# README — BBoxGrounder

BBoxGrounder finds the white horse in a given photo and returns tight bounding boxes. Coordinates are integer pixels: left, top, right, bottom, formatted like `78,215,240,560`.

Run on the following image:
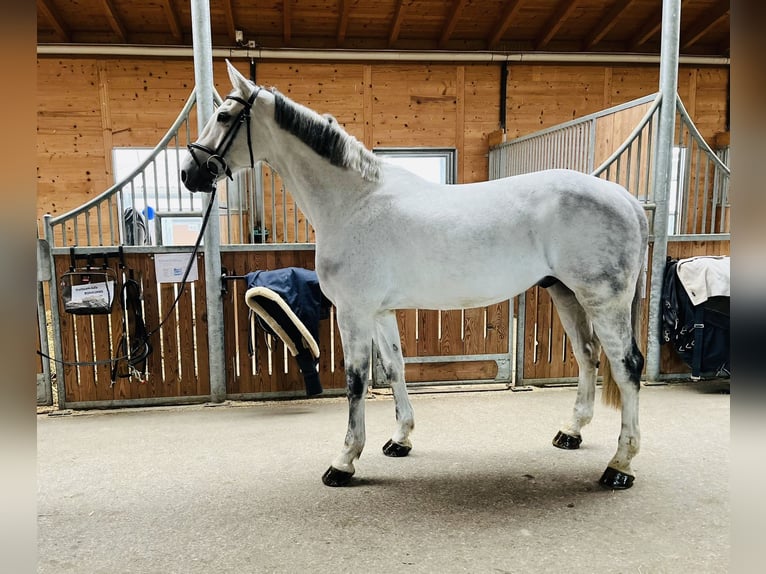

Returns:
182,61,648,489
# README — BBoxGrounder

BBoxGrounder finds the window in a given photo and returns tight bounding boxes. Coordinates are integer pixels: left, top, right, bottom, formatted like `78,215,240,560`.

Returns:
112,147,206,245
373,148,456,184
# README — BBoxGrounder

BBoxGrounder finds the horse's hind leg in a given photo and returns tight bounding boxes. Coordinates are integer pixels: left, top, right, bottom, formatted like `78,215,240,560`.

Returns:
546,282,601,450
588,305,644,489
322,309,374,487
374,312,414,457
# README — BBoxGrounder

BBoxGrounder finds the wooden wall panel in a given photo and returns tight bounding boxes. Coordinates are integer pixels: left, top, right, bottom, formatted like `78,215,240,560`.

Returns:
37,57,729,224
463,64,501,183
37,59,110,219
254,61,367,141
370,64,458,147
505,65,611,139
38,56,729,393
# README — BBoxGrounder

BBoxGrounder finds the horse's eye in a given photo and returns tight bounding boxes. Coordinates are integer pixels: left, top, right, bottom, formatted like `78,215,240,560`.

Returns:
217,111,231,123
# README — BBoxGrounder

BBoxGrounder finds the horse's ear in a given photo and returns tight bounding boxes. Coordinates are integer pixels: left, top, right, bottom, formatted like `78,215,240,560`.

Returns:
226,59,249,92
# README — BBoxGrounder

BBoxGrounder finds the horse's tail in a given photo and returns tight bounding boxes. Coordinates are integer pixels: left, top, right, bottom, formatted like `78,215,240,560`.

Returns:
601,253,645,410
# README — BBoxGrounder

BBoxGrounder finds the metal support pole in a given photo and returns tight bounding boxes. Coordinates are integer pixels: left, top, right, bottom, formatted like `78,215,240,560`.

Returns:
190,0,226,402
43,215,68,408
646,0,681,382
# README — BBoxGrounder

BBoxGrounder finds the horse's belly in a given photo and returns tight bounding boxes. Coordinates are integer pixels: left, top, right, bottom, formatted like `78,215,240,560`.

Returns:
383,257,544,310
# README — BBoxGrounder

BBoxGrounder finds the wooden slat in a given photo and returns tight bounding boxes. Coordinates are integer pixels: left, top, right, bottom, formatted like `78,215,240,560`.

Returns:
485,301,509,354
462,307,485,356
177,269,196,396
159,282,179,395
221,252,239,394
92,313,113,400
405,360,497,383
193,253,210,395
417,309,440,356
548,302,566,378
54,255,79,402
397,309,417,358
439,310,463,356
523,286,539,378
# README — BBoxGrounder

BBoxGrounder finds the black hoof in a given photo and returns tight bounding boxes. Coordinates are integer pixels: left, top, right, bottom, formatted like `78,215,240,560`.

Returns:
599,467,635,489
322,466,354,487
552,431,582,450
382,439,411,457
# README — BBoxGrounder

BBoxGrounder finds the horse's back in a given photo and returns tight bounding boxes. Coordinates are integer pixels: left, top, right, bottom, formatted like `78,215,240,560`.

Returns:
320,168,647,310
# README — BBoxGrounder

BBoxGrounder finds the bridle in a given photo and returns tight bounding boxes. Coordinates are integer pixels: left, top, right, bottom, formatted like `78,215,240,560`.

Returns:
186,86,262,188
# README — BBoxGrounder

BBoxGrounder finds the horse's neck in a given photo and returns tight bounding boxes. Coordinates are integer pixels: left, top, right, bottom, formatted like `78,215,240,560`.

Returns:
263,130,369,230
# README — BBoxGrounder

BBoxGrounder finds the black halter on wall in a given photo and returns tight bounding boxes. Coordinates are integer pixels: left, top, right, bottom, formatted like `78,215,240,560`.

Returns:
186,87,261,186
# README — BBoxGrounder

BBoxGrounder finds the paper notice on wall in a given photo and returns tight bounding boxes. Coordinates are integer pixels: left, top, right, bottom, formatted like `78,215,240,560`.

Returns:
70,280,115,306
154,253,198,283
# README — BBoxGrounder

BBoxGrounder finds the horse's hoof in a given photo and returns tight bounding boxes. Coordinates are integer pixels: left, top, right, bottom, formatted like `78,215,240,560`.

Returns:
382,439,411,457
552,431,582,450
322,466,354,487
598,467,635,489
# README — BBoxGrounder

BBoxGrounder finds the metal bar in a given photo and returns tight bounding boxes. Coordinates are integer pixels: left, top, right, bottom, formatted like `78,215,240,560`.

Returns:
282,183,288,243
514,292,526,386
646,0,682,382
44,215,68,408
403,353,511,364
108,194,116,245
591,94,662,177
271,170,277,244
495,93,659,150
692,146,701,234
48,91,197,230
191,0,226,403
664,233,729,242
95,203,103,246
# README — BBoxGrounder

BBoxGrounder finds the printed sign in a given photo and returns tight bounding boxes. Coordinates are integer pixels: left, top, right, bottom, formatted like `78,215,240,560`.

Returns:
70,280,115,306
154,253,199,284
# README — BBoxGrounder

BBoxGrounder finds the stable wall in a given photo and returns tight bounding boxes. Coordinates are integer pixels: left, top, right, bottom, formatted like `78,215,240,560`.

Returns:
36,56,729,221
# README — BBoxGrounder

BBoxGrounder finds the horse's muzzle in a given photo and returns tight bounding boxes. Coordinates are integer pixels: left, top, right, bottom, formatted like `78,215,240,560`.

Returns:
180,166,216,193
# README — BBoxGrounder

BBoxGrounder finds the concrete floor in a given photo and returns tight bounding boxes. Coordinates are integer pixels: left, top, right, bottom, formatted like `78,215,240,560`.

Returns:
38,381,730,574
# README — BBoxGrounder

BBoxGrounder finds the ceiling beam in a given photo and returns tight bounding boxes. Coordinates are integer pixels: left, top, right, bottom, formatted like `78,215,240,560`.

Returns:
536,0,579,50
681,0,729,50
439,0,467,49
38,0,71,42
389,1,408,48
101,0,128,43
221,0,237,44
284,0,292,44
631,0,691,50
337,0,352,45
160,0,183,43
488,0,524,50
582,0,635,51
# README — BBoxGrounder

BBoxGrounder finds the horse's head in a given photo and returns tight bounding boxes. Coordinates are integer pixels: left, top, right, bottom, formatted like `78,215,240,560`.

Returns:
181,61,267,193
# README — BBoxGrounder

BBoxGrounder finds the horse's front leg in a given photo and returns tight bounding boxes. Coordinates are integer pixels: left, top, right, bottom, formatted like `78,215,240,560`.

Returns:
374,312,414,457
322,310,373,487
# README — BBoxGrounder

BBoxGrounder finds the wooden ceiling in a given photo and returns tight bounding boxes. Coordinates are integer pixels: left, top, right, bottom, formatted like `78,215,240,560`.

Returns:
37,0,729,57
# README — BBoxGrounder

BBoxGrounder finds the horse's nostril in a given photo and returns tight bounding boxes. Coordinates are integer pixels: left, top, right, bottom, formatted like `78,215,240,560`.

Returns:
180,170,187,183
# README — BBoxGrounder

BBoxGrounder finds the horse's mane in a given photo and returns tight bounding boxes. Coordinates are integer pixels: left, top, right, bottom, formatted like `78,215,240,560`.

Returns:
272,90,381,182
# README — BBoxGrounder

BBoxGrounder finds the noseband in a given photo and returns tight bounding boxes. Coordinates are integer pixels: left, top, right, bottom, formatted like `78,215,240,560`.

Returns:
187,87,262,184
